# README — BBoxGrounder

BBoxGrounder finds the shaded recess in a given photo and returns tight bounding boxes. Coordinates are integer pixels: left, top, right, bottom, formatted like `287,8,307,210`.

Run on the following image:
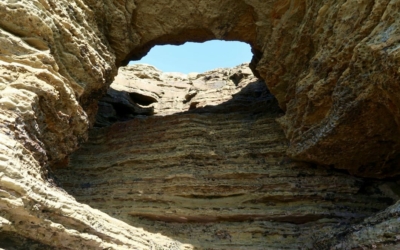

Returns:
129,92,158,106
0,232,60,250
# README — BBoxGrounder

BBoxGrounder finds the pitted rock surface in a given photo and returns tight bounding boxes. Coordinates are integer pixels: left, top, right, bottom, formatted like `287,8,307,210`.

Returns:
0,0,400,249
55,71,399,249
95,64,264,126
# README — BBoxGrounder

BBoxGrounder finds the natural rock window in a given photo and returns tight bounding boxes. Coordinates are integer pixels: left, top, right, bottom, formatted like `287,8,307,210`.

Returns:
130,40,252,74
2,1,400,249
55,43,399,249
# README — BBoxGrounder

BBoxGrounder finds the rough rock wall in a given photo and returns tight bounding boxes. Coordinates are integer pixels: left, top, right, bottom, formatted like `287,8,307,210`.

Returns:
54,65,400,249
0,0,400,249
262,1,400,177
95,64,260,126
81,0,400,177
0,0,181,249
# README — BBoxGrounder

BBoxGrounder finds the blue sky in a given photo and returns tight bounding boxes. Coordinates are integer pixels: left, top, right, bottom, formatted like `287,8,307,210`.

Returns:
129,40,252,74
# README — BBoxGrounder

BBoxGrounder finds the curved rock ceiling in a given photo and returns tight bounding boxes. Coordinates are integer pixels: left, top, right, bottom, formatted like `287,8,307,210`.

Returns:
0,0,400,249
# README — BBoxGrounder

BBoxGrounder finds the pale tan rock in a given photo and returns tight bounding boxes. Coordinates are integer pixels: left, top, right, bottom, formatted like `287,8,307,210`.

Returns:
187,73,199,80
57,79,399,249
0,0,400,249
95,64,256,126
106,0,400,177
0,0,184,249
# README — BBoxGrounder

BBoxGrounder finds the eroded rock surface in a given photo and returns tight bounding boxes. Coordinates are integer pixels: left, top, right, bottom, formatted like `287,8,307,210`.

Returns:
55,70,400,249
95,64,263,126
91,0,400,178
265,1,400,178
0,1,181,249
0,0,400,249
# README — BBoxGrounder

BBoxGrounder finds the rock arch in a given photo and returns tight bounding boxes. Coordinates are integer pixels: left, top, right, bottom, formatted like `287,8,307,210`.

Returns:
125,1,258,62
0,0,400,249
80,0,400,178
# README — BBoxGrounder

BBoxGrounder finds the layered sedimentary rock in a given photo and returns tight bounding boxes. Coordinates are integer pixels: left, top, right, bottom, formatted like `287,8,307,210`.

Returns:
54,66,400,249
0,1,179,249
88,0,400,177
266,1,400,178
0,0,400,249
95,64,259,126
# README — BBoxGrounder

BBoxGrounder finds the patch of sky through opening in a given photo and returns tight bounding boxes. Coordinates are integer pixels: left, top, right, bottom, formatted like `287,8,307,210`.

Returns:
129,40,252,74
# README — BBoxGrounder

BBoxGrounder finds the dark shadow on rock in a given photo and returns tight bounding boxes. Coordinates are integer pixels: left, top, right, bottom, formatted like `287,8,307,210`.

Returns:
95,88,155,127
94,77,284,128
182,79,282,116
0,232,60,250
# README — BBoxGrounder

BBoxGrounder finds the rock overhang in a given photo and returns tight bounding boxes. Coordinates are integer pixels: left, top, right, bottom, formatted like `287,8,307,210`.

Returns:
102,0,400,178
1,0,400,249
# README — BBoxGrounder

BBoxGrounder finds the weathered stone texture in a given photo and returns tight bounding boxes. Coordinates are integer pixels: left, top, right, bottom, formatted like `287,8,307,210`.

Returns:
55,72,399,249
81,0,400,178
95,64,261,126
0,0,180,249
264,1,400,177
0,0,400,249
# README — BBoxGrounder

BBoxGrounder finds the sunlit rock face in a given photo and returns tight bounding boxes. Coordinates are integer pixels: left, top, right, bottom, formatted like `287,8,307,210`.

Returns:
55,65,399,249
86,0,400,178
1,0,400,249
95,63,262,126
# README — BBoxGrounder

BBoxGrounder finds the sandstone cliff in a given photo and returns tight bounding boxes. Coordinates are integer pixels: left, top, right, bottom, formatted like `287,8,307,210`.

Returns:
0,0,400,249
55,64,400,249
